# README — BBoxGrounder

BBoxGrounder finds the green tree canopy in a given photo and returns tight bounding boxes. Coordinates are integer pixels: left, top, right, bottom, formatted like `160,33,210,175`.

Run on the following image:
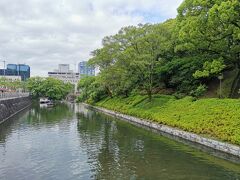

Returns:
27,77,73,100
78,0,240,102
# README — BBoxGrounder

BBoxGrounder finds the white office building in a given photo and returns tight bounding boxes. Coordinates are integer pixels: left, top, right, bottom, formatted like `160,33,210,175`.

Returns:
48,72,80,84
48,64,80,93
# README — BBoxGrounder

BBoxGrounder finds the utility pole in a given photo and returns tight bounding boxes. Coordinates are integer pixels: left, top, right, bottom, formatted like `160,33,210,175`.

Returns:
74,62,77,94
3,60,6,76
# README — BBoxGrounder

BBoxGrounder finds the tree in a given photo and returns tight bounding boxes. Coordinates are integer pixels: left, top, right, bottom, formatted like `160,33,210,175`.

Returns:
175,0,239,96
0,77,25,91
78,0,239,101
176,0,240,68
193,58,226,79
89,21,175,101
26,77,73,100
77,76,106,103
26,77,45,97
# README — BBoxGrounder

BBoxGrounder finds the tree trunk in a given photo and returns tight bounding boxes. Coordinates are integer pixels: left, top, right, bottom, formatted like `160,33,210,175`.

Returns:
229,54,240,98
148,89,152,102
125,90,129,98
105,86,113,98
230,68,240,98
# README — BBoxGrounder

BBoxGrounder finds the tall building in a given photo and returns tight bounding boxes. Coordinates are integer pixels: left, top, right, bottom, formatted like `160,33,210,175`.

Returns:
78,61,95,76
0,64,30,81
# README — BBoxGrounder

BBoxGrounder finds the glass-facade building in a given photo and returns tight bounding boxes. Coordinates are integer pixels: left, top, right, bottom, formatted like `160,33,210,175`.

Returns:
78,61,95,76
0,64,30,81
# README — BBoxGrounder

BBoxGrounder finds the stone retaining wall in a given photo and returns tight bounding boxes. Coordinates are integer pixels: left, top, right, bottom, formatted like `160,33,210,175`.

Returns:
83,103,240,158
0,97,31,124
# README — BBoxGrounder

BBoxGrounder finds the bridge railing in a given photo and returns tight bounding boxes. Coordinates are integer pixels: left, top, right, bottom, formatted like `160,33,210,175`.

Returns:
0,92,30,100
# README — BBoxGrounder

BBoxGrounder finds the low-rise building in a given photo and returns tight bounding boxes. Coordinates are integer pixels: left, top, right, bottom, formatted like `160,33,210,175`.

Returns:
48,72,80,84
0,75,21,81
48,64,80,93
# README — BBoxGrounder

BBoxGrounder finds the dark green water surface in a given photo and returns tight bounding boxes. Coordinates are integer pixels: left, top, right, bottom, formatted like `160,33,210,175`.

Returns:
0,103,240,180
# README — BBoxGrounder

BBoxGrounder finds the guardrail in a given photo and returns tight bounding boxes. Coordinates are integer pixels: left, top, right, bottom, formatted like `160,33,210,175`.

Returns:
0,92,30,100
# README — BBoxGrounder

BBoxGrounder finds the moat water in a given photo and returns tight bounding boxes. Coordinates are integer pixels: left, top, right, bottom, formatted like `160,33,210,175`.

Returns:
0,103,240,179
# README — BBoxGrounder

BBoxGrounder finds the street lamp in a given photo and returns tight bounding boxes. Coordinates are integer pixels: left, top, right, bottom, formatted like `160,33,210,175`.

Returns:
218,73,224,98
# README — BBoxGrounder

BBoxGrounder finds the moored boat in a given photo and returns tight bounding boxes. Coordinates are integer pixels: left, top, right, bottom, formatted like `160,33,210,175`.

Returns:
40,97,50,104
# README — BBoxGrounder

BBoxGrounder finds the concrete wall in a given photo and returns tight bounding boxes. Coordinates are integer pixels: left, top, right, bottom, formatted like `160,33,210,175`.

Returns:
0,97,31,124
83,103,240,158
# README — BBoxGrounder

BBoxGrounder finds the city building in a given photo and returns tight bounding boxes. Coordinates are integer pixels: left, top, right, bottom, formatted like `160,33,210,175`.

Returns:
78,61,95,76
48,72,80,84
0,75,21,81
48,64,80,85
0,64,30,81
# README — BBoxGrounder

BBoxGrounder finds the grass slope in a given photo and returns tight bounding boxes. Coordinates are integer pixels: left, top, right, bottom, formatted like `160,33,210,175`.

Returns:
96,95,240,145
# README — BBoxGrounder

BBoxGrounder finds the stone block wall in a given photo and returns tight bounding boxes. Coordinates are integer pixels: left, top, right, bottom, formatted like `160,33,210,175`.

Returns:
0,97,31,124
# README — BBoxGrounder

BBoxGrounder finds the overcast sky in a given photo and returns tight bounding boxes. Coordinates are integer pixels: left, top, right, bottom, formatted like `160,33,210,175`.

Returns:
0,0,183,76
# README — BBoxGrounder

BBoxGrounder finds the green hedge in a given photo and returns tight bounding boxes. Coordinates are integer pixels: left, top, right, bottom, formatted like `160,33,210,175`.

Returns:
96,95,240,145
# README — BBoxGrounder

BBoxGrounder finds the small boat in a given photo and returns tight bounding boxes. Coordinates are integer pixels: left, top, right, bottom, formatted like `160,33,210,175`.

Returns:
40,97,50,104
40,98,54,108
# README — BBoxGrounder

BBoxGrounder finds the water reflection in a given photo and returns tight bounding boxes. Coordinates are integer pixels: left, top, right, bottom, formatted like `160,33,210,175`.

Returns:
76,105,240,180
0,103,74,143
0,103,92,180
0,103,239,180
27,102,74,125
0,109,30,144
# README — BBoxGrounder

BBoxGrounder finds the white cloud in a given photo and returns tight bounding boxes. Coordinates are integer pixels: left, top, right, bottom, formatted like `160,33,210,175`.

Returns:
0,0,183,76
